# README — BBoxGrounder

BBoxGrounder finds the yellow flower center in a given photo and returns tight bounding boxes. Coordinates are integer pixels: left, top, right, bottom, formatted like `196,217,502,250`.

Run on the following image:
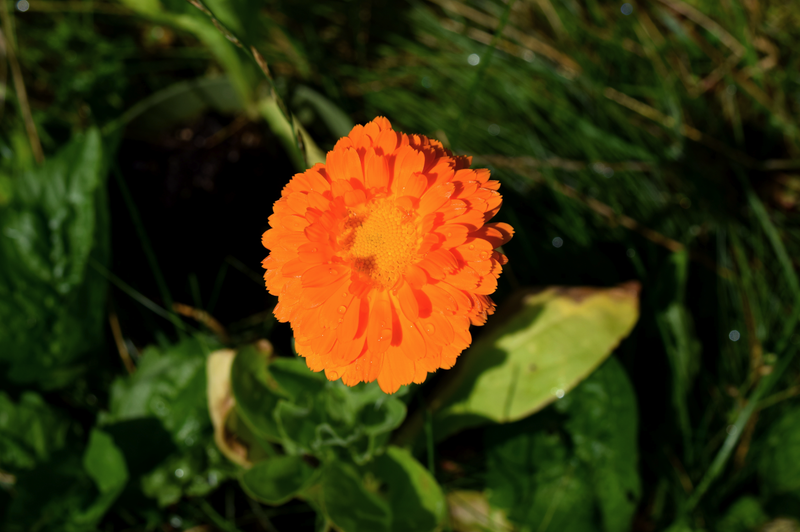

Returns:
340,199,419,289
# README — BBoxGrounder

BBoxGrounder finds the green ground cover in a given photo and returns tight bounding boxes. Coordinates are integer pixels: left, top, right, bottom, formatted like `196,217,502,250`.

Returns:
2,0,800,530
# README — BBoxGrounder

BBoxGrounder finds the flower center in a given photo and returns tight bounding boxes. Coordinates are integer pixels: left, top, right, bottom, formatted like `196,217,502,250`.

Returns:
340,199,419,289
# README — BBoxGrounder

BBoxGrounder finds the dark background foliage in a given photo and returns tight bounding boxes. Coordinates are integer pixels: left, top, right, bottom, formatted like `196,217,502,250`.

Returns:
2,0,800,530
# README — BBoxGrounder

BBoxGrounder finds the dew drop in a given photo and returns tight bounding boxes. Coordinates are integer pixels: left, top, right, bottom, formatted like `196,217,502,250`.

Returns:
379,327,392,341
425,323,436,334
468,244,475,250
329,268,337,275
329,370,339,380
309,247,316,252
338,305,347,313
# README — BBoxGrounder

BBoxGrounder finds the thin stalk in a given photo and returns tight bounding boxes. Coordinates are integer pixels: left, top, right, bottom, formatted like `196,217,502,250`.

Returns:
112,164,183,338
451,0,517,149
685,345,797,510
89,258,195,334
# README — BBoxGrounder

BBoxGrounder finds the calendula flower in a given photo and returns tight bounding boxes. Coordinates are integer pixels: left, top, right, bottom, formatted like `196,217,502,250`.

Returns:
262,117,513,393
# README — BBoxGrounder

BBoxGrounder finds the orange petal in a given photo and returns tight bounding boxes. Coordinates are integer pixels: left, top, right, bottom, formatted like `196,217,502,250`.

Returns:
326,146,348,180
345,147,363,181
377,347,415,394
301,263,349,288
281,214,309,232
396,282,419,321
364,148,389,190
436,224,469,248
423,284,457,315
397,311,427,361
418,182,455,216
282,258,310,278
319,283,355,329
305,167,330,193
404,264,428,289
376,129,400,157
473,222,514,248
367,295,393,355
298,242,333,264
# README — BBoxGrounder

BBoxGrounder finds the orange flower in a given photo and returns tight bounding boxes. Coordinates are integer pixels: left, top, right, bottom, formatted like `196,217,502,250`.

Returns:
261,117,513,393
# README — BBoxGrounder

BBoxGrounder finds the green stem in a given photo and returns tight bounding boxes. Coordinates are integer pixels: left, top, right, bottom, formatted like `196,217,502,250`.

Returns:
686,345,797,510
112,164,184,338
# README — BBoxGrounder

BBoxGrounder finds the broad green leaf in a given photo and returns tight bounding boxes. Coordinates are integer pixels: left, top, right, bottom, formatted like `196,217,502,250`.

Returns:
0,128,108,389
230,349,405,463
106,336,212,448
269,356,328,405
240,455,317,505
139,441,229,507
372,446,446,532
436,283,640,434
486,419,599,532
273,379,406,463
4,448,114,532
122,77,243,137
83,429,128,494
102,336,232,506
758,405,800,496
231,345,285,443
0,391,70,472
556,357,641,532
485,357,640,532
716,496,768,532
322,461,391,532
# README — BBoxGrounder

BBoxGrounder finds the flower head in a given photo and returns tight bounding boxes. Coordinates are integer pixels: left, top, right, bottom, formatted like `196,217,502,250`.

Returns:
262,117,513,393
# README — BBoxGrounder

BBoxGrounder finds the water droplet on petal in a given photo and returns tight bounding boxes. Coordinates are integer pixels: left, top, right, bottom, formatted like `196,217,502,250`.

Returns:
425,323,436,334
338,305,347,313
379,328,392,341
329,268,337,275
329,370,339,380
468,244,475,250
309,247,316,252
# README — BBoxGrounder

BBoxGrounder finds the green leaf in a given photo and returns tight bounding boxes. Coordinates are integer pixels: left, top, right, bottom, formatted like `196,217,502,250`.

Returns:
230,350,406,463
293,85,355,139
102,336,232,507
486,419,599,532
436,283,640,435
105,336,212,448
322,461,391,532
372,446,446,532
4,448,116,532
716,496,768,532
139,440,229,507
231,345,285,443
556,357,641,532
269,356,328,405
121,77,244,137
240,455,317,505
0,391,70,473
0,128,109,388
758,405,800,496
83,429,129,493
485,357,640,532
